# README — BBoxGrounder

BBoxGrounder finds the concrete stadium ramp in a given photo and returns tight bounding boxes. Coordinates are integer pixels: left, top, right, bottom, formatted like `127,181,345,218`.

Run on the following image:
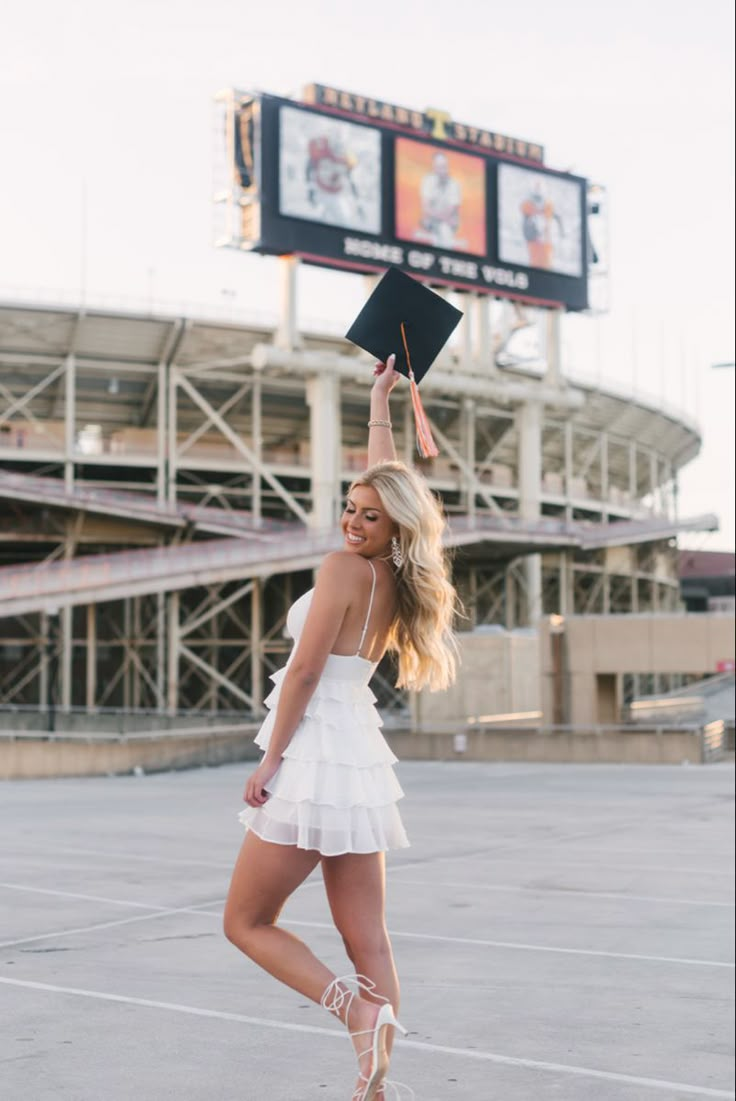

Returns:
0,507,719,617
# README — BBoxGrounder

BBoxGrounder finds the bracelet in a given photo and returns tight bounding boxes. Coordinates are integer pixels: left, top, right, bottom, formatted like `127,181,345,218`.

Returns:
367,419,392,428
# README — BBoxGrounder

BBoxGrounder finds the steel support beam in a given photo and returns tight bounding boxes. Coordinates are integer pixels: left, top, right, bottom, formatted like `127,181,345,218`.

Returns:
0,361,66,430
428,419,504,516
175,370,310,524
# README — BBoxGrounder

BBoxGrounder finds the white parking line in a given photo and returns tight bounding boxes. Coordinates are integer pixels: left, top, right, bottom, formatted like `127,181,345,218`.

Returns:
420,856,735,876
1,881,731,969
273,918,734,970
0,898,225,950
0,976,732,1099
176,908,736,970
389,878,735,908
0,881,176,911
3,842,236,871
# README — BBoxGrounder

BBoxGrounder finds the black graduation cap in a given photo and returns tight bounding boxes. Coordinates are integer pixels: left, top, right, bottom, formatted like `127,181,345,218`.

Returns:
345,266,463,385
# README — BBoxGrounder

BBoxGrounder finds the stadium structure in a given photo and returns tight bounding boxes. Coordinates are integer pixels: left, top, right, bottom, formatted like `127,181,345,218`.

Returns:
0,277,715,720
0,83,720,727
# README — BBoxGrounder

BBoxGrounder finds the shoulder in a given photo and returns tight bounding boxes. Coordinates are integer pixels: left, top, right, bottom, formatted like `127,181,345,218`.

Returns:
317,551,372,582
313,552,374,611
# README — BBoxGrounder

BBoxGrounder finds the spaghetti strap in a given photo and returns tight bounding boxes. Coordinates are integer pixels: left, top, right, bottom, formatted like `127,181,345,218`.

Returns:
355,560,378,658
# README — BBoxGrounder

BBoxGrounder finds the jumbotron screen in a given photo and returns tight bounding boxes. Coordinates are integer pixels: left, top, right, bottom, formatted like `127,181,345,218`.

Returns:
221,88,589,310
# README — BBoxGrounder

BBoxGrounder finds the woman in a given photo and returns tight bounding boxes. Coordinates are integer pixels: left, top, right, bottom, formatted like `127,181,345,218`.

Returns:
224,354,459,1100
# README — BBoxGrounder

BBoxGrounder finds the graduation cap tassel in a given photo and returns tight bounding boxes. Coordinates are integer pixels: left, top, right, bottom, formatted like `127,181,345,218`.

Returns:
400,322,439,459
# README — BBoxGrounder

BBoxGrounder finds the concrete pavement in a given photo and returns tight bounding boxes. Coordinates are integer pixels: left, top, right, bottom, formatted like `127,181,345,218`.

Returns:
1,760,734,1100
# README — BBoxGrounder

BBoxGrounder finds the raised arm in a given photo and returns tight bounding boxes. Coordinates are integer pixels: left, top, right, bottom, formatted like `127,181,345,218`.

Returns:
368,353,402,465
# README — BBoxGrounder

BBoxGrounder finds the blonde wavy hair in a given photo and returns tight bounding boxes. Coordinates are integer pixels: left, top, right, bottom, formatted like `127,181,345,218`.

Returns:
351,460,459,692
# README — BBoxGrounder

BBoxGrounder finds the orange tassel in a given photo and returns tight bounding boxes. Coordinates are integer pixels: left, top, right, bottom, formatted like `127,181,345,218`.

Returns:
400,322,439,459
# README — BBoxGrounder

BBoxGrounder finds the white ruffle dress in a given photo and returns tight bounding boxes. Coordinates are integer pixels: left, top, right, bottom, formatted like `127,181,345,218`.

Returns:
238,562,410,856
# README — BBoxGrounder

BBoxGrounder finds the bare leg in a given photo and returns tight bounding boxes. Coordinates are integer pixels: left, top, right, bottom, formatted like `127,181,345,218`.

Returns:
223,831,334,1003
224,833,391,1095
322,851,402,1093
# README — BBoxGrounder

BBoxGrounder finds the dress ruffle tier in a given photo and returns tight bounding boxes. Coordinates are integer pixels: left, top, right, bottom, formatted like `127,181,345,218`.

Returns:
238,655,410,856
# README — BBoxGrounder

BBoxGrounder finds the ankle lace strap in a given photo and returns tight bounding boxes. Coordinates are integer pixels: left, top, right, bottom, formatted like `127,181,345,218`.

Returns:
379,1080,415,1100
320,972,389,1023
352,1074,370,1101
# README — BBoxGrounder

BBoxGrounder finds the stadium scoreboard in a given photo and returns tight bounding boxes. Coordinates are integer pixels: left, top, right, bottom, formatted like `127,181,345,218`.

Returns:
215,84,591,311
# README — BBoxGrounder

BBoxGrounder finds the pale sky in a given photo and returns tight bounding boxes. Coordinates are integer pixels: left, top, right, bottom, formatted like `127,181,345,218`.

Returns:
1,0,734,548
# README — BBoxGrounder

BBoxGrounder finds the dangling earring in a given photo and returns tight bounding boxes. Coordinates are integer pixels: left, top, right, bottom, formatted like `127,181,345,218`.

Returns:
391,535,403,569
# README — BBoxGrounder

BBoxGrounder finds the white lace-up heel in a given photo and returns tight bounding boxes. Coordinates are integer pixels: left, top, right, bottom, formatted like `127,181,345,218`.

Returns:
321,973,408,1101
377,1079,416,1099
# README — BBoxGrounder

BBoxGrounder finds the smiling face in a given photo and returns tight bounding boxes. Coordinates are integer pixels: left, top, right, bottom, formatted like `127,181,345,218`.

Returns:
341,484,396,559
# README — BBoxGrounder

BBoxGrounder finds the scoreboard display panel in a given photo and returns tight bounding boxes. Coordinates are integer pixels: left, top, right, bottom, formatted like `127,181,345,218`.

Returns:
219,89,590,311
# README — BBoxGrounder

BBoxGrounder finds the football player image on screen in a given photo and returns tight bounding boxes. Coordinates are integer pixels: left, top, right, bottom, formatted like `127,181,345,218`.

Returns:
279,107,381,234
304,129,366,227
520,178,565,269
416,152,467,250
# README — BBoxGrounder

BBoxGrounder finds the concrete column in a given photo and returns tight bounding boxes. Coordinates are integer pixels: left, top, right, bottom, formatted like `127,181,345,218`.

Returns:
544,309,563,387
473,294,493,371
39,611,49,712
517,399,543,624
559,552,568,615
307,373,340,530
649,449,658,514
59,606,72,712
518,400,542,521
64,354,75,492
629,442,637,503
275,255,302,350
86,603,96,712
167,592,179,715
156,590,165,713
